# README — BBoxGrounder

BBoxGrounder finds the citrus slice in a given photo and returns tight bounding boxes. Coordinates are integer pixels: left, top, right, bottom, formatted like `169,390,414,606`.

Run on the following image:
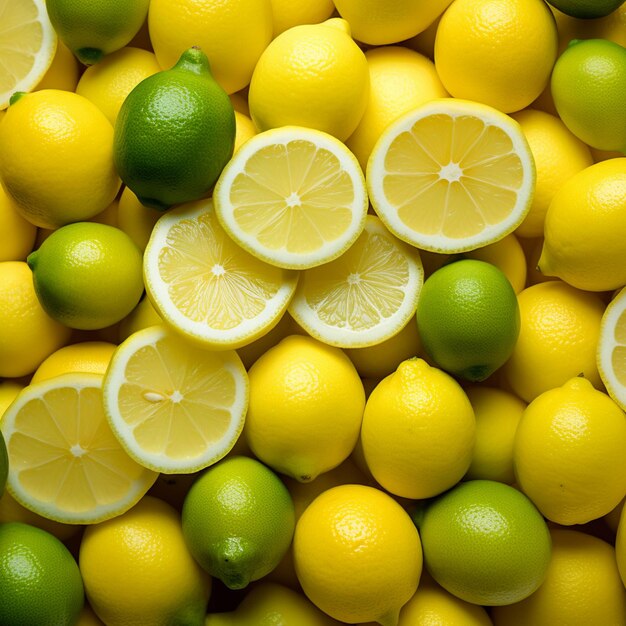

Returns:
102,325,249,474
144,198,299,350
289,215,424,348
213,126,368,269
366,98,535,253
0,0,57,110
0,373,157,524
597,286,626,411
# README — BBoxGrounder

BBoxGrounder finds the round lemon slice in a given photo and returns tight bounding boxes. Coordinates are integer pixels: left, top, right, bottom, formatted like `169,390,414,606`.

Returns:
289,215,424,348
213,126,368,269
0,0,57,109
144,198,299,350
1,373,157,524
103,325,249,474
366,98,535,253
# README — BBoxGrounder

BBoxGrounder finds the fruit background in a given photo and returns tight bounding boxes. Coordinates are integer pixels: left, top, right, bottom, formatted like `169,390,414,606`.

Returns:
1,0,626,624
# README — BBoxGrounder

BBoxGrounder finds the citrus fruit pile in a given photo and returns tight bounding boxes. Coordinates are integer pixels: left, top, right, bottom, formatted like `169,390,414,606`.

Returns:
2,0,626,624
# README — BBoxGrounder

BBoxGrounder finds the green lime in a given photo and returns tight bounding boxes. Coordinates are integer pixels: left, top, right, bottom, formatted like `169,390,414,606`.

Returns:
114,47,236,211
416,259,520,382
46,0,150,65
0,431,7,496
416,480,552,606
27,222,144,330
0,522,84,625
546,0,625,18
181,455,295,590
551,38,626,152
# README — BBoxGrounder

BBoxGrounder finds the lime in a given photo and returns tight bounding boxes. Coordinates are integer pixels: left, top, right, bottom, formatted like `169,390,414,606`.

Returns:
546,0,625,18
114,47,236,211
416,480,552,606
0,430,7,496
46,0,150,65
551,38,626,152
27,222,144,330
0,522,84,625
181,455,295,590
416,259,520,382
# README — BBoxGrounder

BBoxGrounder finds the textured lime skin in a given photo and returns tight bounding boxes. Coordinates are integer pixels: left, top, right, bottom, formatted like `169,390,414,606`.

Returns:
114,47,236,210
0,522,84,625
546,0,625,18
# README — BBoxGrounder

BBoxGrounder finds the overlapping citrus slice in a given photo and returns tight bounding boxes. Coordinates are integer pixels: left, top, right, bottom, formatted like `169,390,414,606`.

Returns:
102,325,249,474
597,287,626,411
366,98,535,253
213,126,368,269
288,215,423,348
0,373,157,524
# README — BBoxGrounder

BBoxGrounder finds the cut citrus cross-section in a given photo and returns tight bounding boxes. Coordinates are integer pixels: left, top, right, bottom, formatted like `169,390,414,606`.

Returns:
366,98,535,253
598,286,626,412
103,325,249,474
213,126,368,269
0,373,157,524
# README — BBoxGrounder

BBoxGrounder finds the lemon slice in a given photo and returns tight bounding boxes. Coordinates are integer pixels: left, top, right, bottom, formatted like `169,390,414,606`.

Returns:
366,98,535,254
597,287,626,411
103,325,249,474
144,198,299,350
213,126,368,269
288,215,424,348
0,0,57,109
0,373,157,524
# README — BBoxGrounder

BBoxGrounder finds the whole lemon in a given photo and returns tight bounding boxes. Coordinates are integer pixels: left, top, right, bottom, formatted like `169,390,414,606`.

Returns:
31,341,116,383
35,41,80,92
269,0,335,36
361,358,476,499
248,19,369,142
0,90,121,229
434,0,558,113
0,183,36,262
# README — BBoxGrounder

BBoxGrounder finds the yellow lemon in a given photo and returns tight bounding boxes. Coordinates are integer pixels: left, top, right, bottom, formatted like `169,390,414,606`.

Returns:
269,0,335,37
0,381,23,419
511,109,593,239
116,186,161,252
0,183,36,262
117,296,162,342
0,90,121,229
248,19,369,142
148,0,273,94
346,46,448,171
502,281,604,403
236,311,295,371
514,377,626,525
234,110,257,152
539,158,626,292
434,0,558,113
35,41,79,92
245,335,365,482
293,484,422,625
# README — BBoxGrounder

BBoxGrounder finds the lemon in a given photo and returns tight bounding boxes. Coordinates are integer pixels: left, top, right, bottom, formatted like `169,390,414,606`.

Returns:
434,0,558,113
116,186,161,252
0,381,22,419
514,377,626,525
0,90,121,229
2,373,157,524
493,528,626,625
417,479,551,606
539,159,626,291
367,99,536,253
144,199,298,350
332,0,453,45
0,261,71,378
234,111,257,153
551,38,626,151
236,311,295,371
0,0,57,110
118,296,162,342
114,47,235,211
0,522,84,625
294,484,422,625
289,215,423,348
31,341,116,383
35,41,79,92
511,109,593,239
361,358,475,499
27,222,144,330
248,19,369,142
182,456,294,590
149,0,272,94
0,182,36,261
346,46,448,170
269,0,335,36
214,126,368,270
502,281,604,402
46,0,150,65
245,335,365,482
103,325,248,474
80,496,211,626
76,47,161,125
